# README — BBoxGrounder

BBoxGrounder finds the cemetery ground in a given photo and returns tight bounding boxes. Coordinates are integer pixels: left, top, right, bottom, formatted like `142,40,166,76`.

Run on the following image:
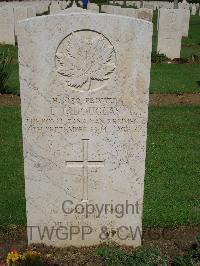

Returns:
0,13,199,265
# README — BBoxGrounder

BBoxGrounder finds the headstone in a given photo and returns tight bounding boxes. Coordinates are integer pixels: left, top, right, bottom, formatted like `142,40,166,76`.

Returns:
14,7,28,22
119,7,138,18
36,2,50,15
181,9,190,37
0,7,15,45
136,8,153,22
88,3,99,13
78,1,83,8
191,4,196,15
55,7,88,13
157,9,182,59
50,1,61,14
101,5,121,14
61,0,67,10
179,0,190,10
14,7,28,37
27,7,36,18
18,13,152,247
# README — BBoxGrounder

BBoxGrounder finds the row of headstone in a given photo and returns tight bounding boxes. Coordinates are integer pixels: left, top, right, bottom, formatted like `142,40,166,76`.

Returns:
108,0,200,13
0,0,75,44
101,3,191,58
101,5,153,22
0,1,50,15
0,6,36,45
17,11,153,247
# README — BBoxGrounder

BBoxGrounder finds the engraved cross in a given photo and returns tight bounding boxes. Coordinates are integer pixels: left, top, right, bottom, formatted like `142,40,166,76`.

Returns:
66,139,105,202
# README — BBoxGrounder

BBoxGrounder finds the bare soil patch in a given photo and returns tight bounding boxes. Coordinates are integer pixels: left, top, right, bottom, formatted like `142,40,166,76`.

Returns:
150,93,200,106
0,225,199,265
0,94,20,106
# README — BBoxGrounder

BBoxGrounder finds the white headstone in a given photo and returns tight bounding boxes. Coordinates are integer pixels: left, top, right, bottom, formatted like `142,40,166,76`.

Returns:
61,0,67,10
181,8,190,37
14,7,28,22
136,8,153,22
157,9,182,59
36,2,50,15
50,1,61,14
119,7,138,18
101,5,121,14
27,7,36,18
88,3,99,13
18,13,152,247
191,4,196,15
0,7,15,45
14,7,28,37
55,7,88,13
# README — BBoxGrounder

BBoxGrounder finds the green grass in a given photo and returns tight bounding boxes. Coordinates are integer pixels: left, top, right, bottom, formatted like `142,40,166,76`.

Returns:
0,44,18,61
5,64,20,94
0,44,19,94
0,106,199,229
144,105,200,227
0,107,26,228
150,63,200,93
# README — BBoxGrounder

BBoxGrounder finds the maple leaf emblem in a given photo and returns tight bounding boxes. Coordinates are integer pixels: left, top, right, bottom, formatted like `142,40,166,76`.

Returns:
56,31,116,91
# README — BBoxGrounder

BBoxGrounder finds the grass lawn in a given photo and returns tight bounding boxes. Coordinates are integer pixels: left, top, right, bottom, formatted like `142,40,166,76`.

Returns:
0,105,199,229
0,107,26,229
144,105,200,227
150,63,200,93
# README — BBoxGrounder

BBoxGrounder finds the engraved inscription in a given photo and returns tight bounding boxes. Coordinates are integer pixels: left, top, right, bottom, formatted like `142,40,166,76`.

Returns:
66,139,105,202
55,30,116,92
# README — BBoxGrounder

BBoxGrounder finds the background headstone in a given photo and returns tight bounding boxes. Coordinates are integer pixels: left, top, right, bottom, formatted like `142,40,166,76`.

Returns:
50,1,61,14
181,8,190,37
0,7,15,45
157,9,182,59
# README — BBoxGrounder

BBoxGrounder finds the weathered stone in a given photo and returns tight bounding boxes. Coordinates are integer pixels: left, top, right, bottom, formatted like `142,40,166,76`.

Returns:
136,8,153,22
50,1,61,14
181,8,190,37
27,7,36,18
55,7,91,14
14,6,28,22
18,13,152,247
101,5,121,14
88,3,99,12
0,7,15,45
119,7,138,18
191,4,196,15
157,9,182,59
119,7,153,21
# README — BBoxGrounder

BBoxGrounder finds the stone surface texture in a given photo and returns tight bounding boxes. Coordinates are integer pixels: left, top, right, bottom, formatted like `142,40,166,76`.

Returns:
0,7,15,45
157,9,182,59
18,13,152,247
